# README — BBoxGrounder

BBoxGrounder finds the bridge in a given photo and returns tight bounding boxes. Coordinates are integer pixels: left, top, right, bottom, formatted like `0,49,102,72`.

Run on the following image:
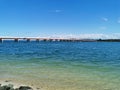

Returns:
0,38,120,42
0,37,97,42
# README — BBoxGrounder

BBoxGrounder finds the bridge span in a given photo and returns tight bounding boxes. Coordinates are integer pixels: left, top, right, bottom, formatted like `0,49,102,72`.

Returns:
0,37,97,42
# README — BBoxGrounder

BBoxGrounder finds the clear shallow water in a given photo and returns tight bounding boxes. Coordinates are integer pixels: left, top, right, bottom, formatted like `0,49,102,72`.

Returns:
0,42,120,90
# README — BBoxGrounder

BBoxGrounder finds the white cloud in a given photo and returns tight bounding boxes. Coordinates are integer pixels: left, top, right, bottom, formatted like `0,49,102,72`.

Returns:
55,10,62,13
118,21,120,23
100,26,107,30
117,18,120,23
6,33,120,39
102,17,108,22
41,33,120,39
49,10,62,13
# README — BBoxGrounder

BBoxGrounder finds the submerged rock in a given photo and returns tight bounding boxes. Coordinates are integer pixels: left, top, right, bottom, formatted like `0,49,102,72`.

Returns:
0,84,33,90
18,86,33,90
5,80,11,82
0,84,14,90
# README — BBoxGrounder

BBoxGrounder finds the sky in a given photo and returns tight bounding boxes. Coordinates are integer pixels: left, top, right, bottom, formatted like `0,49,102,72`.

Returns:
0,0,120,38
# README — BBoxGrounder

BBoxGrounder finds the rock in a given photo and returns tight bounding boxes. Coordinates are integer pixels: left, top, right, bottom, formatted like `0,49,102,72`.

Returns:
36,88,40,90
18,86,33,90
14,88,19,90
7,84,14,88
0,84,14,90
5,80,11,82
0,84,33,90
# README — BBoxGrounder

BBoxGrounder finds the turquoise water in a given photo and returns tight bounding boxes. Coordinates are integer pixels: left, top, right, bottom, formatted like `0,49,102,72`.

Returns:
0,41,120,90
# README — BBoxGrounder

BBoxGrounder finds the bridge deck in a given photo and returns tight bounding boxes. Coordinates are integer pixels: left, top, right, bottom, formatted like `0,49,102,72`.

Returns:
0,38,119,42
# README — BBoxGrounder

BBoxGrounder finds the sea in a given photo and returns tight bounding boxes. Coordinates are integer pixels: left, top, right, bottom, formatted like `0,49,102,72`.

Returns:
0,41,120,90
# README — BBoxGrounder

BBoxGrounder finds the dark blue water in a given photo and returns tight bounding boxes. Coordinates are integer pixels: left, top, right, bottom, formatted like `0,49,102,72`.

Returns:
0,41,120,90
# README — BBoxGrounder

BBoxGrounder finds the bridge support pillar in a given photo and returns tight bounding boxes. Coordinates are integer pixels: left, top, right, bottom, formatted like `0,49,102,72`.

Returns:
0,38,2,43
36,39,40,42
14,38,19,42
26,39,30,42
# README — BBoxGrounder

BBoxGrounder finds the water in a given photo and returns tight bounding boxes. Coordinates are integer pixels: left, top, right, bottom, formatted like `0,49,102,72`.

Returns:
0,41,120,90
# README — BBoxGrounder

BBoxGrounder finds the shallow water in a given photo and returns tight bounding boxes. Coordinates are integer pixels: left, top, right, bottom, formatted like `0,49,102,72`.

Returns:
0,41,120,90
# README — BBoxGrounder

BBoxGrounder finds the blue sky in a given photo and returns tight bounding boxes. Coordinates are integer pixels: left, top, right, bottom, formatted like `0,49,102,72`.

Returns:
0,0,120,38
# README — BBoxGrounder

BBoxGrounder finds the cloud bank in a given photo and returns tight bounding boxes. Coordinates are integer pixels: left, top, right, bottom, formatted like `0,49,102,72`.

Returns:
2,33,120,39
41,33,120,39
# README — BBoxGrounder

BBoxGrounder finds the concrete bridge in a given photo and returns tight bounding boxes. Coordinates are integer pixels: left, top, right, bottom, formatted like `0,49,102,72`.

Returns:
0,37,97,42
1,38,120,42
